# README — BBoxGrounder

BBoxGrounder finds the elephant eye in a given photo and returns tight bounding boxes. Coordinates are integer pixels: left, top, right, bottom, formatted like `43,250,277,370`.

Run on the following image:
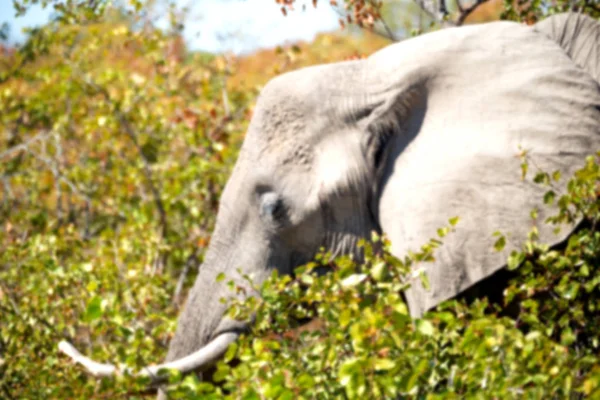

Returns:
260,193,286,222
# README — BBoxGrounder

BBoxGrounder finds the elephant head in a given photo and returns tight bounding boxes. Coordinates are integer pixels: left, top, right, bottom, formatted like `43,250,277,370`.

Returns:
59,12,600,388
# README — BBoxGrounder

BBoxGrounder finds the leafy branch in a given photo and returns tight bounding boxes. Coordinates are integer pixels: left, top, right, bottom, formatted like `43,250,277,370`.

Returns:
413,0,492,26
78,76,170,271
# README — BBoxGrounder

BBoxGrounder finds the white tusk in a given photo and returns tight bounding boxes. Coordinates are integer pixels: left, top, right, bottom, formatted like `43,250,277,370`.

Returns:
58,341,120,377
140,332,238,377
58,332,239,381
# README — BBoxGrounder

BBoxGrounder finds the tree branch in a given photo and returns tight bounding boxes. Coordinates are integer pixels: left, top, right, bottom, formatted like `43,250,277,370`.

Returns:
455,0,490,25
0,130,50,160
413,0,450,26
114,111,169,241
331,6,397,42
376,16,397,41
439,0,450,18
80,77,170,271
24,146,122,219
172,250,199,307
0,303,63,338
413,0,489,26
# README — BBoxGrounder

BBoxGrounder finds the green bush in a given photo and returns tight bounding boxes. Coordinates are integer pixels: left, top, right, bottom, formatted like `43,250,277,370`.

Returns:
0,4,252,398
163,153,600,399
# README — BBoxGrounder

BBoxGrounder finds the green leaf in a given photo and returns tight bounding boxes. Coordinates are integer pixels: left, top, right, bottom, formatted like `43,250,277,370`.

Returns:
544,190,556,205
530,207,538,220
370,261,387,282
416,319,434,336
493,235,506,251
560,327,576,346
552,170,561,181
507,251,525,270
297,373,315,388
339,357,361,387
437,227,449,238
520,161,528,180
374,358,395,371
339,309,352,328
534,172,549,185
341,273,367,288
419,270,430,290
82,296,103,322
561,282,580,300
223,341,237,362
448,216,460,226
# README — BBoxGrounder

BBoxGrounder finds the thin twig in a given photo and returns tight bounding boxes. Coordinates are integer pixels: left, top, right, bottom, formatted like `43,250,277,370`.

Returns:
331,6,397,41
24,147,123,218
0,303,63,338
72,75,169,273
439,0,450,18
207,105,246,141
172,250,199,307
53,131,64,223
115,112,168,240
83,79,169,245
221,58,231,117
0,130,50,160
413,0,488,26
0,282,19,317
413,0,443,24
1,176,13,207
1,384,15,400
377,17,397,41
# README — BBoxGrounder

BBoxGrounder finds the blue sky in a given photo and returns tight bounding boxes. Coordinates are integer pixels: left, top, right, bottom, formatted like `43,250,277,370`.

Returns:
0,0,340,54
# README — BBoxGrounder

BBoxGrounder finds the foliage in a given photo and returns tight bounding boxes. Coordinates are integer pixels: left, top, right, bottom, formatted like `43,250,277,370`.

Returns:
161,153,600,399
1,1,599,399
279,0,598,35
501,0,600,24
0,2,252,397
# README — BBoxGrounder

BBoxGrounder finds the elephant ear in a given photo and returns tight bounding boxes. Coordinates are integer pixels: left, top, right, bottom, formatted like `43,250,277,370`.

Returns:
534,12,600,84
369,18,600,317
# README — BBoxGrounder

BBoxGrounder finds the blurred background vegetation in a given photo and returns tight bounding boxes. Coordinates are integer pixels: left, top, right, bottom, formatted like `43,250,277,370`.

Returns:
0,0,599,398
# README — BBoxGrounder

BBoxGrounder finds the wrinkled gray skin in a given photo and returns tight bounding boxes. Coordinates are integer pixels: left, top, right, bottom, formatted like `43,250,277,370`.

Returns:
164,12,600,382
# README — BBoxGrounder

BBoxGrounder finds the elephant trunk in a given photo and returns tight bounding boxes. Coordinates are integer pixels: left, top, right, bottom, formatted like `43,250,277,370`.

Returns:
58,230,258,384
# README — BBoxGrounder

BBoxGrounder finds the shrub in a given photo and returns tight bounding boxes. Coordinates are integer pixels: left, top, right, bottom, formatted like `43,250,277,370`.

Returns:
164,153,600,399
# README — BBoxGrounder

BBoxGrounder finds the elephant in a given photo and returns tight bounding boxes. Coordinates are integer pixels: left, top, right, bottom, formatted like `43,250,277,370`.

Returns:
59,12,600,391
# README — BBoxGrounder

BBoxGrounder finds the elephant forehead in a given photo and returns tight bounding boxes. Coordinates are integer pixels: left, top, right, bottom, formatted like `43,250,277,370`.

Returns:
245,101,318,169
251,139,315,171
254,104,308,144
242,61,363,170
